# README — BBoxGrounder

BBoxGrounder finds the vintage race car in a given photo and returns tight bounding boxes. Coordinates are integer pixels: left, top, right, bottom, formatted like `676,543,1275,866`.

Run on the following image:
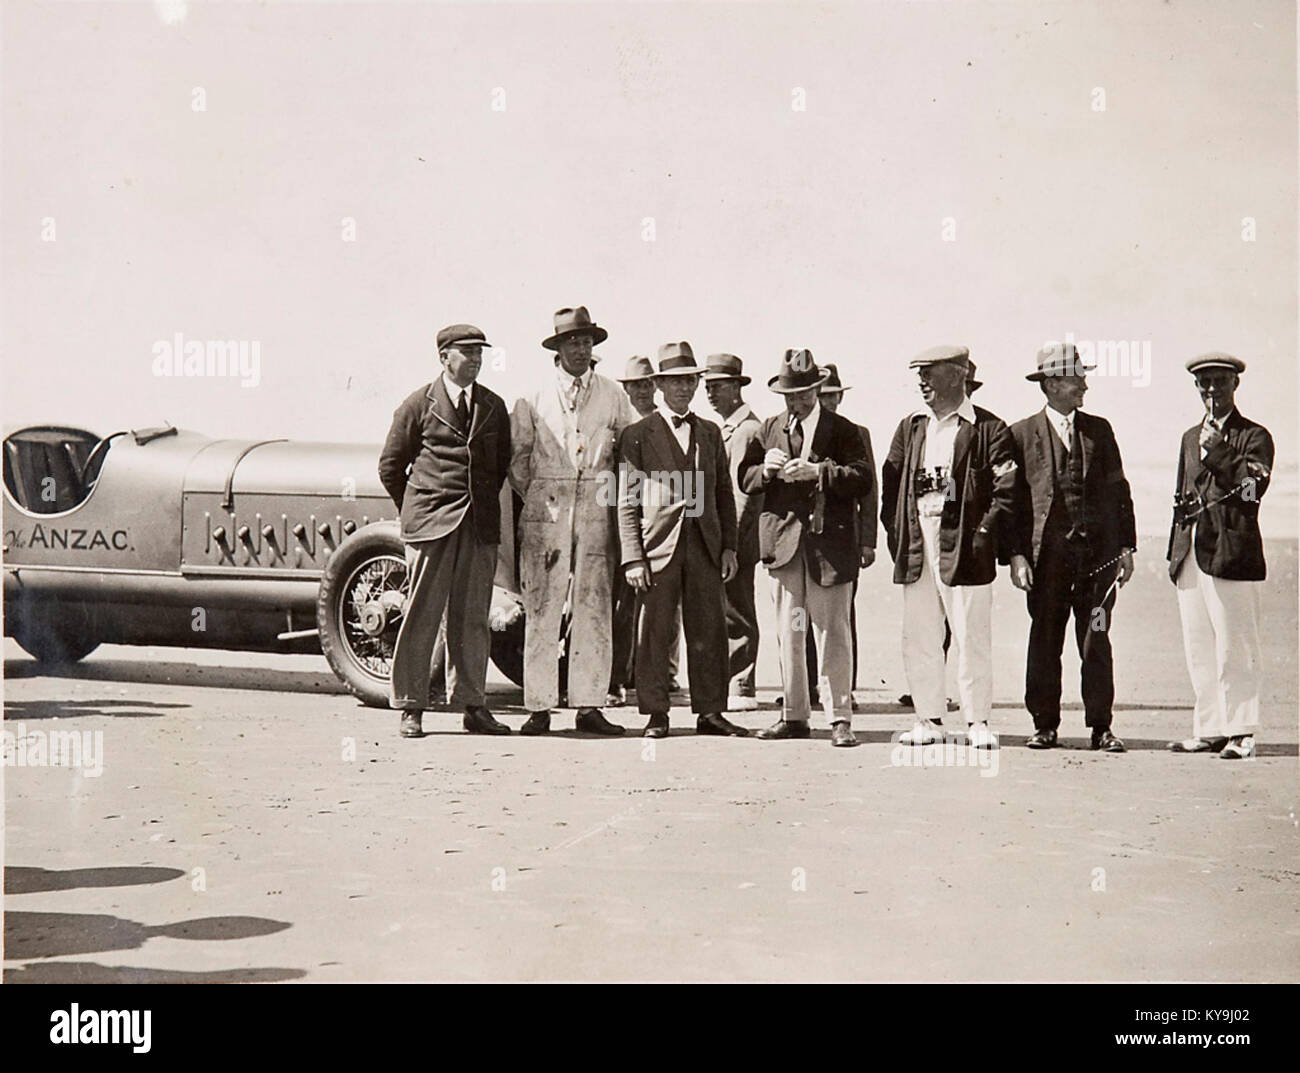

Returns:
2,423,539,706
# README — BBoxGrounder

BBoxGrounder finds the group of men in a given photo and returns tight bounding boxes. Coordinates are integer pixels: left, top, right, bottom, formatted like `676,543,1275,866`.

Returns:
378,308,1273,759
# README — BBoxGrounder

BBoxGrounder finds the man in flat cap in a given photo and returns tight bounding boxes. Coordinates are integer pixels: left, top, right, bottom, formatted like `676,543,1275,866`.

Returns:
379,323,513,738
1010,343,1136,753
510,307,637,736
738,350,873,747
617,342,744,738
881,345,1027,750
705,353,764,712
1167,353,1273,760
607,355,680,705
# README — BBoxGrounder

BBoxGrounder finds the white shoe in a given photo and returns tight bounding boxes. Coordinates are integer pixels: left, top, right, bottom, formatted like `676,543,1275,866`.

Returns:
967,722,998,749
899,720,945,746
1168,736,1228,753
727,694,759,712
1220,736,1256,760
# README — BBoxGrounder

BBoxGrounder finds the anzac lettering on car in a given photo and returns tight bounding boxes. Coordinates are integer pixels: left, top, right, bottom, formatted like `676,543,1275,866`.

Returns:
4,525,130,551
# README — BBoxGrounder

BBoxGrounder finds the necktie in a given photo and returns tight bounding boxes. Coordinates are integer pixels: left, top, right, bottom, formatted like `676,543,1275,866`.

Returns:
1068,415,1084,486
454,390,470,430
1199,417,1220,458
1062,414,1073,453
567,376,583,412
788,417,804,459
671,413,690,429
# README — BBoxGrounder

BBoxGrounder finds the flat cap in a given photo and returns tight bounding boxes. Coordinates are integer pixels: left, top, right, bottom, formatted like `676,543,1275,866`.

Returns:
437,323,490,351
1186,352,1246,375
908,344,970,369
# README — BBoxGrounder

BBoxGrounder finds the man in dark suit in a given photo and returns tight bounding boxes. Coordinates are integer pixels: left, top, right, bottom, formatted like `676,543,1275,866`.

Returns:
704,353,764,712
738,350,873,747
1167,353,1273,760
617,342,743,739
378,323,513,738
881,345,1027,749
1010,343,1136,753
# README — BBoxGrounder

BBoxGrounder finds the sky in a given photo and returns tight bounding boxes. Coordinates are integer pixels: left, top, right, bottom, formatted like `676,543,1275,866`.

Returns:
3,0,1296,536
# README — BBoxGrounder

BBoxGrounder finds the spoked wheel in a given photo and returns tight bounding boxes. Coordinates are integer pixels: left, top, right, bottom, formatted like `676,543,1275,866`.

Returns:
317,522,408,707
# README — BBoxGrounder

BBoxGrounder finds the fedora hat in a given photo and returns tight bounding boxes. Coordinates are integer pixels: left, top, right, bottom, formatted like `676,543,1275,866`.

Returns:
618,355,656,383
908,344,970,370
819,362,852,393
703,353,751,385
1026,342,1094,382
655,341,702,377
768,349,830,393
965,359,983,393
1186,351,1246,375
437,323,491,351
542,306,608,351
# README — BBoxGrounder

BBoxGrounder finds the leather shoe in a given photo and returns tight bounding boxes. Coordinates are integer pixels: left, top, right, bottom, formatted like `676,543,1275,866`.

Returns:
696,712,749,737
1091,727,1126,753
463,707,511,735
643,713,669,739
519,711,551,736
830,722,857,747
399,711,423,738
1168,736,1229,753
1025,728,1058,749
757,719,811,740
575,708,625,736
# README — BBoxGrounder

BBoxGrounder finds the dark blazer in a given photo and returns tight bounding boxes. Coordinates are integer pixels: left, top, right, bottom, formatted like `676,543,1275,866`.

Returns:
880,405,1023,586
1167,409,1273,582
738,408,873,587
1009,409,1136,569
378,377,511,544
617,412,738,572
853,422,879,552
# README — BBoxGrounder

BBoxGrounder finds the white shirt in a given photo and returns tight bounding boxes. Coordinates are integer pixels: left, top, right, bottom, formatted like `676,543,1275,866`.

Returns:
657,403,695,454
917,396,976,516
442,373,472,411
785,401,822,461
557,365,593,411
721,403,755,435
1043,404,1077,453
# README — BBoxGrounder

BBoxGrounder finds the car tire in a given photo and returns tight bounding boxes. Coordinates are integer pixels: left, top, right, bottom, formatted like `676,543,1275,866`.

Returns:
12,603,100,664
317,521,409,708
315,521,532,705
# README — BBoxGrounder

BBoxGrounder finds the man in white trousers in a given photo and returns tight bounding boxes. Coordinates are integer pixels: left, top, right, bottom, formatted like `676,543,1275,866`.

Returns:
880,345,1030,749
1167,353,1273,760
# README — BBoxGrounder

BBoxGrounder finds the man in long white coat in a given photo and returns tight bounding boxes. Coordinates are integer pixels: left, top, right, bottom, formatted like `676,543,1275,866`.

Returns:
510,306,638,735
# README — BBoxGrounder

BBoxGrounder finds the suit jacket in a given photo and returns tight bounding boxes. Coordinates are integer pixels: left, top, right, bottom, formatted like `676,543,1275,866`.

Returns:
378,378,511,544
1009,409,1136,569
737,408,872,587
720,406,764,566
617,411,738,574
852,422,879,552
880,405,1023,586
1167,409,1273,581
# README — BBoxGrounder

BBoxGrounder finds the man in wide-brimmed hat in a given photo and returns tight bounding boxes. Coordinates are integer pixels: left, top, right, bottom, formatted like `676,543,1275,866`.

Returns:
704,353,765,711
880,345,1028,750
509,306,637,736
379,323,513,738
607,355,680,705
1010,342,1136,754
1167,352,1273,760
738,349,873,747
616,342,744,739
814,363,878,707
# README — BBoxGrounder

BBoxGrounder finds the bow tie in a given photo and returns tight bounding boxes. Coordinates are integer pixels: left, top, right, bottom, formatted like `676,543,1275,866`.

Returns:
671,413,692,428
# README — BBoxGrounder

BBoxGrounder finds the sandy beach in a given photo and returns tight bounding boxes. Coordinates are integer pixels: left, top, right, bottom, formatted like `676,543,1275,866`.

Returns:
4,537,1297,982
